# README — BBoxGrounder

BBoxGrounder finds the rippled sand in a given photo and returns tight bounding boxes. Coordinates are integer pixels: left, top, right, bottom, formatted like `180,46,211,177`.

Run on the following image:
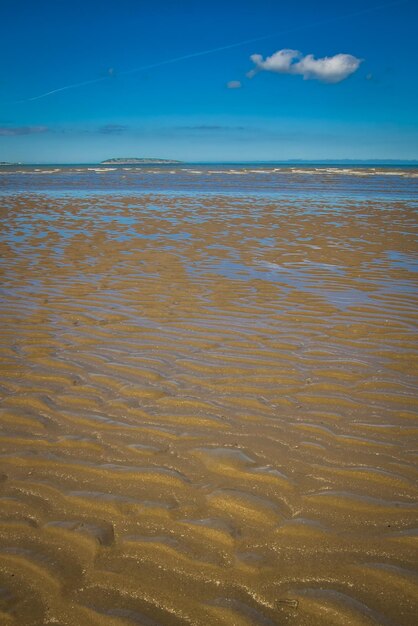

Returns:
0,193,417,625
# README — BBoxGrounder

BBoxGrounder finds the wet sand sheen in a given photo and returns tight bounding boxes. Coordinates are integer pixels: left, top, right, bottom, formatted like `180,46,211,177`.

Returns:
0,193,417,625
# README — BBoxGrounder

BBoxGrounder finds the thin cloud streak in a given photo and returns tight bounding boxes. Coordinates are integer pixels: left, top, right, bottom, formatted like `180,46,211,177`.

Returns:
174,125,248,131
2,0,409,106
98,124,129,134
0,125,49,135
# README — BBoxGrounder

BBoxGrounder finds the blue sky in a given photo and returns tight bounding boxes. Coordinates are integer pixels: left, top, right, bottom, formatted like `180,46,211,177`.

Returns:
0,0,417,162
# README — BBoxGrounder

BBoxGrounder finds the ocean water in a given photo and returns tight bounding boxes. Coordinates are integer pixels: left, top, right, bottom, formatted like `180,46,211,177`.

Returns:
0,165,417,626
1,162,418,199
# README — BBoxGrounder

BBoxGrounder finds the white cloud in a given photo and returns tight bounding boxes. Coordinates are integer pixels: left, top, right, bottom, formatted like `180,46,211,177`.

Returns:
251,49,301,74
227,80,242,89
294,53,362,83
250,49,362,83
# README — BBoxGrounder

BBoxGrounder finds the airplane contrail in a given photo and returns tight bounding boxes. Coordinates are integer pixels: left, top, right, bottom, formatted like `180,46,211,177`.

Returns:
3,0,409,106
21,77,109,103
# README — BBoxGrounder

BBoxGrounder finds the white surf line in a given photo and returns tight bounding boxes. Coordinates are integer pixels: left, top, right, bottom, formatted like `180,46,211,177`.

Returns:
1,0,409,106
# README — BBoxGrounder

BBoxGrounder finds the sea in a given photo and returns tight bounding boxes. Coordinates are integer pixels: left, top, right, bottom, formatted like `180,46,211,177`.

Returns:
1,162,418,197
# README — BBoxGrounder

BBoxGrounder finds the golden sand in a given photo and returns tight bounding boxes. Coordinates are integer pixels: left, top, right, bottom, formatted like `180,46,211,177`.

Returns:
0,193,417,625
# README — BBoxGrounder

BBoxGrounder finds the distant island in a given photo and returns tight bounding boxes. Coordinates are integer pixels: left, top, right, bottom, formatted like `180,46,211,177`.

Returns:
101,157,182,165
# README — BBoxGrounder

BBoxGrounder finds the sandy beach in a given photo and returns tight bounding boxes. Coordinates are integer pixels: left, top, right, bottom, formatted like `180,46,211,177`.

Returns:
0,174,417,624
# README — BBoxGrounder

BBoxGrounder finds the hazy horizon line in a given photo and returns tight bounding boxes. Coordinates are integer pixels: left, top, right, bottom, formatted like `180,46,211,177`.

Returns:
1,159,418,166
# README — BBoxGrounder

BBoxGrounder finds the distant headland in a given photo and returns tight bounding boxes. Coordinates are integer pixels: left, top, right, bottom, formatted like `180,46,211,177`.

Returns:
101,157,182,165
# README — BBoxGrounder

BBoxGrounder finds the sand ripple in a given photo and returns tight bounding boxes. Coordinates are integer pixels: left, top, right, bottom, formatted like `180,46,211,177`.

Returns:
0,193,417,625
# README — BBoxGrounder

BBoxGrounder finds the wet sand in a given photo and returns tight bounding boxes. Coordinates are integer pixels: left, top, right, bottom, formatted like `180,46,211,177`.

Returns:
0,192,417,625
